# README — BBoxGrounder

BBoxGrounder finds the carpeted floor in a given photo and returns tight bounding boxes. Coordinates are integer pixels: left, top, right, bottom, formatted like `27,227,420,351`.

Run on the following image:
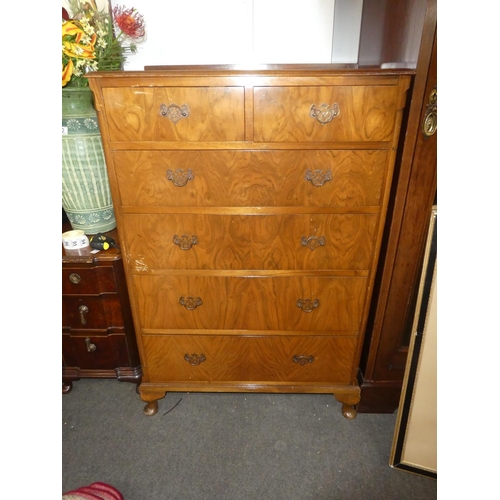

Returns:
62,379,437,499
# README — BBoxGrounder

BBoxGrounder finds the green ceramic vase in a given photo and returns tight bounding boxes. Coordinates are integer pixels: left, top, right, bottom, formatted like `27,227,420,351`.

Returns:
62,86,116,234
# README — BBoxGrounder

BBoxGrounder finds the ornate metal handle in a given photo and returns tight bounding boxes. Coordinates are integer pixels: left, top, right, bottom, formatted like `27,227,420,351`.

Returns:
179,296,203,310
166,168,194,187
159,103,190,124
69,273,81,284
184,353,206,366
422,87,437,138
79,304,89,325
85,337,96,352
173,234,198,250
293,355,314,365
310,103,340,124
301,236,326,251
296,298,320,313
305,169,333,187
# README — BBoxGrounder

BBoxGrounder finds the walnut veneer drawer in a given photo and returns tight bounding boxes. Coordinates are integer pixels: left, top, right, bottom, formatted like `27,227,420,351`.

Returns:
62,295,124,330
102,87,245,142
142,334,357,384
114,149,388,208
62,266,117,294
124,213,377,271
62,333,131,370
254,85,399,142
133,275,367,333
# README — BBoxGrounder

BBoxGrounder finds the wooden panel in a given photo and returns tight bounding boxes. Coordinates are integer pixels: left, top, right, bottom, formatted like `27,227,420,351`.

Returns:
114,149,388,208
133,275,367,333
254,86,399,142
102,87,245,142
123,213,378,271
142,334,357,383
62,266,117,295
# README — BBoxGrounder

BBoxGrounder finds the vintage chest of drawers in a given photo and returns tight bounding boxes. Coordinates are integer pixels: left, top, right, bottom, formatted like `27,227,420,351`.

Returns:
62,226,142,392
88,65,411,418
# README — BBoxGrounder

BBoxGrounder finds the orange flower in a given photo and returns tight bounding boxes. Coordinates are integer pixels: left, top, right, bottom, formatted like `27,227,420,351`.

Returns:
62,21,96,60
62,59,74,86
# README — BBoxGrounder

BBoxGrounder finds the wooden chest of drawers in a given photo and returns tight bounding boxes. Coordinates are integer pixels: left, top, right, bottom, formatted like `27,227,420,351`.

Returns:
62,227,142,392
88,65,411,418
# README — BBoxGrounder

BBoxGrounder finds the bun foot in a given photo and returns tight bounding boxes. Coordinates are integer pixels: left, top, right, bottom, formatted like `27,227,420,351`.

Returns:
143,400,158,416
341,403,357,419
334,390,360,419
62,381,73,394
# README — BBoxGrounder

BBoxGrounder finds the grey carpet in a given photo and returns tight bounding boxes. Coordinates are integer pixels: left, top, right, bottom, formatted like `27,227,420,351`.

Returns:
62,379,437,499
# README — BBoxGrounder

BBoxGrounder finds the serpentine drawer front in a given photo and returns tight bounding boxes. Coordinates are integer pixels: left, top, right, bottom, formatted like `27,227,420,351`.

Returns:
88,65,412,418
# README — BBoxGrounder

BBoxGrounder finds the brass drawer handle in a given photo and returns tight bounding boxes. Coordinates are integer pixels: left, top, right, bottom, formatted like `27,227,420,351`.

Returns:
296,298,320,313
173,234,198,250
293,355,314,365
301,236,326,251
422,87,437,138
179,296,203,310
69,273,81,284
184,353,206,366
85,337,97,352
166,168,194,187
159,103,190,124
305,169,333,187
310,103,340,124
79,304,89,325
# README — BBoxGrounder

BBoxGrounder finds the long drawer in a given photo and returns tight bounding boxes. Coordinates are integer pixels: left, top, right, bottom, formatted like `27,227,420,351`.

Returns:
133,275,367,333
113,150,388,208
62,333,131,369
62,266,117,295
253,85,399,142
102,87,245,142
142,334,357,384
124,213,378,271
62,295,124,330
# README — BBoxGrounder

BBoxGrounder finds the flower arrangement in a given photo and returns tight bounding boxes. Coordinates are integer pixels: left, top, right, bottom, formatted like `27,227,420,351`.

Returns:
62,0,146,87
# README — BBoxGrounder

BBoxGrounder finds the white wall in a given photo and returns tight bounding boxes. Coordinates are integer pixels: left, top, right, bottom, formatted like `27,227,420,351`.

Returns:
63,0,363,69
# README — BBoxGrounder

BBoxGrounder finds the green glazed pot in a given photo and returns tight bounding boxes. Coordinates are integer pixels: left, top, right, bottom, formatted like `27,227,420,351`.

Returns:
62,86,116,234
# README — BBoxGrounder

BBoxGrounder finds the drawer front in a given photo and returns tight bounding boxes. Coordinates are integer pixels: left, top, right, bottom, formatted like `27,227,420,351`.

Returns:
62,266,117,294
62,333,130,369
124,213,377,271
143,334,357,384
114,149,387,208
254,86,399,142
102,87,245,142
62,295,124,329
134,275,367,333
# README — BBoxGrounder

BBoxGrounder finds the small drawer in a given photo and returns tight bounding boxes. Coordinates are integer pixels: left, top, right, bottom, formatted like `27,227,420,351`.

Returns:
62,295,124,330
62,266,117,295
102,87,245,142
253,85,399,142
133,275,367,333
114,149,388,208
124,213,377,271
142,334,357,384
62,333,130,370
